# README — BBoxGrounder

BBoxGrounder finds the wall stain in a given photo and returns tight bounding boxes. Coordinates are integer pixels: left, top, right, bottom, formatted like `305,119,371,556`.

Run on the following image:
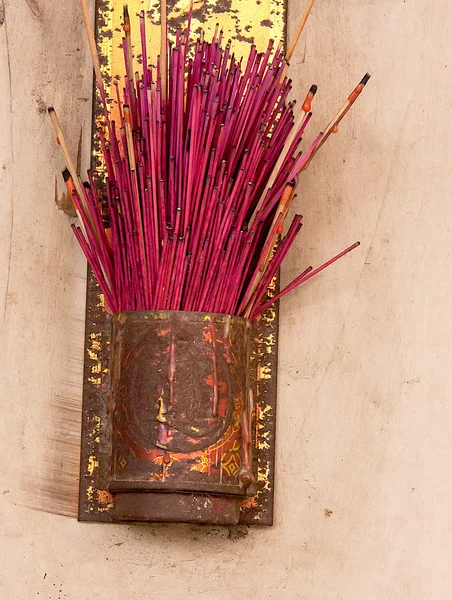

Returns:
25,0,43,22
227,525,249,541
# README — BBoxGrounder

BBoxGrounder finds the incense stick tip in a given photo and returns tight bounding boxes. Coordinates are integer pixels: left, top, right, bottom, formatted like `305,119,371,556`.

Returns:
360,69,374,86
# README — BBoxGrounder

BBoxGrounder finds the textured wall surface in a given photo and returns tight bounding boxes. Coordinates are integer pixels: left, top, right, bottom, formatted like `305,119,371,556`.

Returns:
1,0,452,598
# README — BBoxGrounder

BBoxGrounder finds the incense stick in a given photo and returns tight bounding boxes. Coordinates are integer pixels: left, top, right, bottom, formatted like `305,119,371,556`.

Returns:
79,0,105,98
286,0,316,62
251,242,360,319
277,0,315,83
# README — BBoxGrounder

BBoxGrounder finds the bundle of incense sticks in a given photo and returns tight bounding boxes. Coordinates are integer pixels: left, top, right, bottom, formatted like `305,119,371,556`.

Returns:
50,0,371,319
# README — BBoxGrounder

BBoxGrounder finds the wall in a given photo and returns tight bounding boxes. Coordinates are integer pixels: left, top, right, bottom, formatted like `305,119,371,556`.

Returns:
1,0,451,598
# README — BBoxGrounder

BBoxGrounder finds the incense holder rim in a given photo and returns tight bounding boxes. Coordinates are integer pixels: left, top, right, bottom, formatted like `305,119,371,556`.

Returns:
112,309,250,327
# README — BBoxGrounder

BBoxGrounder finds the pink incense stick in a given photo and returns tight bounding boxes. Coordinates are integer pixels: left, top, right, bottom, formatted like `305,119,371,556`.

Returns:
251,242,361,319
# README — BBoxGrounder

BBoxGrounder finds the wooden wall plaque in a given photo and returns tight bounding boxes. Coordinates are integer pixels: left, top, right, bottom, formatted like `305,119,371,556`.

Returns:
78,0,286,526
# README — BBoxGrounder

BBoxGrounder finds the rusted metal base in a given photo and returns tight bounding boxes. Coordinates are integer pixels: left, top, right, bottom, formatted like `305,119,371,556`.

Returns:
114,492,241,525
106,310,254,524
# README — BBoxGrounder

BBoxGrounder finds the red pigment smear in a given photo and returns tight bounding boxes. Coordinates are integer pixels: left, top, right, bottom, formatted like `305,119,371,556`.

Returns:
187,437,202,445
240,387,254,488
157,328,171,337
225,343,232,365
217,394,228,417
204,374,228,416
167,334,176,408
204,374,227,395
209,318,219,416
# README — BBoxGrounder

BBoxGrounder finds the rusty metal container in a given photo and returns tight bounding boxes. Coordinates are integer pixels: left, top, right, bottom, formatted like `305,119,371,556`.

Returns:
107,310,255,524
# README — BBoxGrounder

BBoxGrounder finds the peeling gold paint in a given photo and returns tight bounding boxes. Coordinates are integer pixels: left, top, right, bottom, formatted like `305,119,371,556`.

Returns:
88,331,103,388
258,363,272,380
87,348,98,361
86,485,95,502
257,402,272,420
257,430,270,450
97,293,105,308
90,332,101,342
98,504,114,512
87,455,99,476
258,460,271,492
107,0,285,84
89,415,101,440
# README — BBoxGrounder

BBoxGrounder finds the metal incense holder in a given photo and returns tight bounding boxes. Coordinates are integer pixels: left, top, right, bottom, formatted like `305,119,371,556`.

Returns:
107,310,255,524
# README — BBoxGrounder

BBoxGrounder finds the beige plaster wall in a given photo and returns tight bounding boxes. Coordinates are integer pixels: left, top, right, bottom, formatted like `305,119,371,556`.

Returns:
1,0,451,598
